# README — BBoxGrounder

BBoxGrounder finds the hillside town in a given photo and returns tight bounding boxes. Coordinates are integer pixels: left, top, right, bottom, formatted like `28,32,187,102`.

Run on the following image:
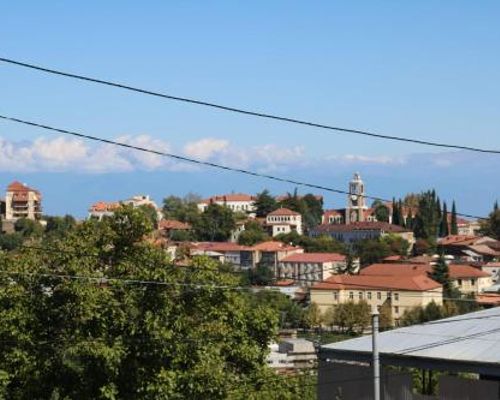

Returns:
1,174,499,391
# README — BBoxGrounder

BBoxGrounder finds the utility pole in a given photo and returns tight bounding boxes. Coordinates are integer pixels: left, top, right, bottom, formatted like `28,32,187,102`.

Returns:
372,307,380,400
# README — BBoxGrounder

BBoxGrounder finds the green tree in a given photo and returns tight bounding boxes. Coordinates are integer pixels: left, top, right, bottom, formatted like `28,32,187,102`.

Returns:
193,204,236,242
333,301,370,334
276,232,345,254
303,302,323,330
430,254,451,296
254,190,278,218
379,301,393,330
238,221,269,246
0,232,23,251
372,200,390,223
439,201,449,238
249,290,304,329
354,239,391,266
244,264,275,286
162,194,200,224
391,198,401,226
44,215,77,239
481,204,500,240
381,234,410,256
450,201,458,235
14,218,44,238
0,208,295,399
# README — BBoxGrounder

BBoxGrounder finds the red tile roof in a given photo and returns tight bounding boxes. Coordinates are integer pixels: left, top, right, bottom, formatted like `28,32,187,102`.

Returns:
7,181,40,195
383,255,404,262
438,235,478,246
360,263,491,279
159,219,191,230
267,207,301,217
192,242,253,252
89,201,121,212
281,252,346,263
476,294,500,305
274,279,297,286
311,274,441,292
251,241,302,252
313,221,410,233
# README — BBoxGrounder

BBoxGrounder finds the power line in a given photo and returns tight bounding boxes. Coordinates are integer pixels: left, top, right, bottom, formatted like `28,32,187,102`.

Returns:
0,114,487,221
1,56,500,155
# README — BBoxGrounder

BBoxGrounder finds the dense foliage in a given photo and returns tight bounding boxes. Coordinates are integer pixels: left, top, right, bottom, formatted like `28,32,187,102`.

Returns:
0,207,310,399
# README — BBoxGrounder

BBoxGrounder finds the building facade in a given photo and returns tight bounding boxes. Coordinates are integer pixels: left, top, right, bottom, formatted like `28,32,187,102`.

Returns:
5,181,42,221
310,274,443,325
266,208,303,236
197,193,256,215
278,252,347,286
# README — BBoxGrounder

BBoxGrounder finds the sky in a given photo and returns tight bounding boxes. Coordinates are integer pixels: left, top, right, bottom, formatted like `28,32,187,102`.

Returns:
1,1,499,218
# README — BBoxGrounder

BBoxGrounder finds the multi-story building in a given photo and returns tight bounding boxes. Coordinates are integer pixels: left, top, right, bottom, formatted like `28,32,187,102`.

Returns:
360,263,493,295
310,274,443,325
5,181,42,221
266,208,303,236
278,252,347,286
311,221,415,248
197,193,256,215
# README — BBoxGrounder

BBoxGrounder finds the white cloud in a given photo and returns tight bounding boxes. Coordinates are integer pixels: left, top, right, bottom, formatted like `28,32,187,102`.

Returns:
183,138,230,161
326,154,407,165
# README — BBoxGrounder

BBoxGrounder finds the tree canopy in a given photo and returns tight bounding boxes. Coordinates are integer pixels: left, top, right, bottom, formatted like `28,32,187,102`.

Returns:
0,207,303,399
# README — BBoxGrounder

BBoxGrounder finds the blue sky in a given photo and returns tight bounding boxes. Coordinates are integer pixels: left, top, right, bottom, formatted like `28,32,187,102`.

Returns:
1,1,499,217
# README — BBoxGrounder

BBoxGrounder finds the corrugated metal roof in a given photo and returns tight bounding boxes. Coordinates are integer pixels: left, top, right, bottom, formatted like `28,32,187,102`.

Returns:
322,307,500,365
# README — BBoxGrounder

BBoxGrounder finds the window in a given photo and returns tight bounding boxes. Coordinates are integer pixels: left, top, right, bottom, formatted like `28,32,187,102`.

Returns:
471,279,476,285
367,292,372,300
394,306,399,314
377,292,381,300
333,291,338,301
349,292,354,300
358,292,363,300
394,293,399,301
458,279,462,286
387,292,392,299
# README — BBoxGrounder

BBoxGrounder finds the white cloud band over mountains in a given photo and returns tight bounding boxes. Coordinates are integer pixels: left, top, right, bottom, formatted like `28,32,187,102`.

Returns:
0,134,486,174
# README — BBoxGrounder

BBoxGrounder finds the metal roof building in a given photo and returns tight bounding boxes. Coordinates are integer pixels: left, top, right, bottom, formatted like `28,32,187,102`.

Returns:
319,307,500,399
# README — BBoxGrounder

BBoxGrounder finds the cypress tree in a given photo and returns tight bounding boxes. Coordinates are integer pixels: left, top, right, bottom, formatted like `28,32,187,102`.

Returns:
450,201,458,235
406,209,414,230
391,198,399,225
398,199,405,227
430,253,452,296
494,200,499,212
439,202,449,237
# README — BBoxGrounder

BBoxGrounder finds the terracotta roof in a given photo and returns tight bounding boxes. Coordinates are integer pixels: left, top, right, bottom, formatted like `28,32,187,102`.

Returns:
323,209,344,218
476,294,500,305
313,221,410,234
383,255,405,262
159,219,191,230
407,255,434,264
466,245,500,257
267,208,301,217
192,242,253,252
200,193,256,204
7,181,40,195
360,263,491,279
438,235,478,246
485,262,500,268
274,279,297,286
311,274,441,292
251,241,302,252
89,201,121,212
281,252,346,263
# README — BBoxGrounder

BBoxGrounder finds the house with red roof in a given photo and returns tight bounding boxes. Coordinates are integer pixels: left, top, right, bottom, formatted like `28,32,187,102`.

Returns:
360,262,493,294
5,181,42,221
278,252,348,286
310,274,443,325
266,207,303,236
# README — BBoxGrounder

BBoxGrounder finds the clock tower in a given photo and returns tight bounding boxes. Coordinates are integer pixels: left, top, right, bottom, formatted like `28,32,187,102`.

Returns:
346,172,367,224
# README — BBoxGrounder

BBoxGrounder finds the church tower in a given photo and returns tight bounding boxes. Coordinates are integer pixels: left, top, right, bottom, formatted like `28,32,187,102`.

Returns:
346,172,367,224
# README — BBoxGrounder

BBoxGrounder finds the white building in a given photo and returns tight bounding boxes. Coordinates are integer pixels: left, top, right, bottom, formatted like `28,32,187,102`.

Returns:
278,252,348,286
88,194,161,221
197,193,256,215
266,208,303,236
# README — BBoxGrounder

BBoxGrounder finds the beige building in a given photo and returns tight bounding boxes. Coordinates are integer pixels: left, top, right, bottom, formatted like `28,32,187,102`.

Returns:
278,252,347,286
5,181,42,221
197,193,256,215
266,208,303,236
310,274,443,325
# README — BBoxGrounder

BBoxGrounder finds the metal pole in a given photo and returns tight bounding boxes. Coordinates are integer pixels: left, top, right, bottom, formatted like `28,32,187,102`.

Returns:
372,307,380,400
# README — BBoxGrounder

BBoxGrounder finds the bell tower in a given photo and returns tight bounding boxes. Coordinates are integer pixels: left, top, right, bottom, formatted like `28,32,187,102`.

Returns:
346,172,367,224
